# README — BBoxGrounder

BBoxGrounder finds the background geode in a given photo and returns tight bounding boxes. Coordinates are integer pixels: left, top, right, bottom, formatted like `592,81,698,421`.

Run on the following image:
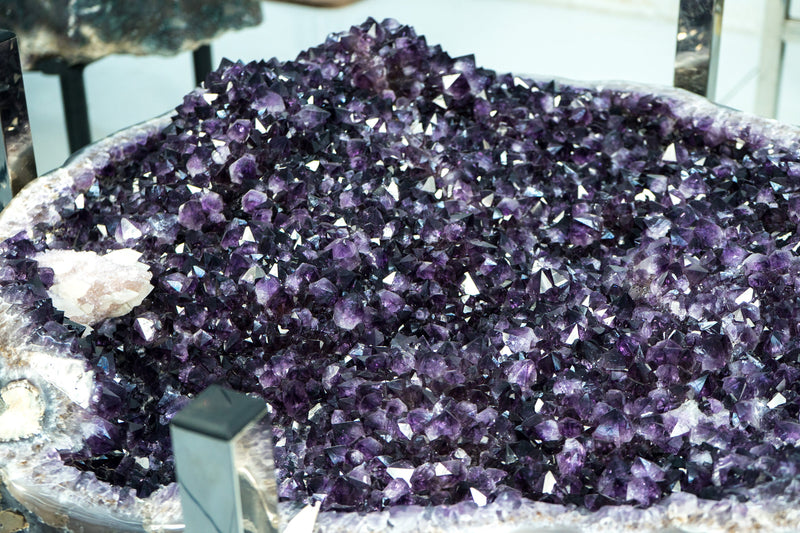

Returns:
3,0,263,70
2,18,800,533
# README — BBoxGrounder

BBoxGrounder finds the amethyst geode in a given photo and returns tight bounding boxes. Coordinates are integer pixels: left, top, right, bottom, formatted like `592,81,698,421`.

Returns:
2,17,800,532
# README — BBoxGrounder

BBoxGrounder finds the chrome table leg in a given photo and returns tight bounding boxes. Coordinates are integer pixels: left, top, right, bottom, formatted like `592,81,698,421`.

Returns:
0,30,36,205
674,0,725,100
171,385,279,533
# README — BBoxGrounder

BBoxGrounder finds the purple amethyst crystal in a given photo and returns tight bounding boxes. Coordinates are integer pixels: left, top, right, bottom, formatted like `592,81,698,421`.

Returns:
229,154,258,184
505,360,537,390
241,189,268,213
177,200,206,230
556,438,585,477
4,17,800,516
333,297,364,330
593,410,634,446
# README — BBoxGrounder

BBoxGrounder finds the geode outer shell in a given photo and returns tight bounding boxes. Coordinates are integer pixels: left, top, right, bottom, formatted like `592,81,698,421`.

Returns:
1,86,800,533
4,19,800,532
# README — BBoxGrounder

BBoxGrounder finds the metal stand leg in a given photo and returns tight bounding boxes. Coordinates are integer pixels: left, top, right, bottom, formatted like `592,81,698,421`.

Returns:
0,30,37,203
674,0,725,100
171,385,279,533
193,44,213,87
59,64,91,154
755,0,790,118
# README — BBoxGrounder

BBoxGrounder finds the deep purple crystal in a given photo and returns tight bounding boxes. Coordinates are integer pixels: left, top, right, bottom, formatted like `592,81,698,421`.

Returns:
177,200,206,230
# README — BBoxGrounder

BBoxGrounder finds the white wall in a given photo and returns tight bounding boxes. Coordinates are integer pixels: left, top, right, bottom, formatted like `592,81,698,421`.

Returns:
21,0,794,175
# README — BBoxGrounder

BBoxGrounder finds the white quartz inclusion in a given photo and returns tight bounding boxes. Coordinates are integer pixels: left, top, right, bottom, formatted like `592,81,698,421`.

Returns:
565,325,581,345
735,287,754,305
27,350,94,408
662,143,677,162
117,218,142,241
397,422,413,439
135,317,156,342
768,393,787,409
285,501,322,533
36,248,153,327
442,73,461,90
434,463,452,476
383,271,397,285
0,380,45,441
534,398,544,413
662,400,729,440
470,487,487,506
419,176,436,193
240,226,256,244
461,273,480,296
386,179,400,201
386,467,415,484
542,471,557,494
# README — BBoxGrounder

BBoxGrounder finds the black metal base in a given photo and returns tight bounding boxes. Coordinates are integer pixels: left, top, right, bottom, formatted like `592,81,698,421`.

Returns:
58,64,91,154
45,43,212,156
193,44,212,87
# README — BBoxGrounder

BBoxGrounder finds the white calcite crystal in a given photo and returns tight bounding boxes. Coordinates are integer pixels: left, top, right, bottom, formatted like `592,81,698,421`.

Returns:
35,248,153,327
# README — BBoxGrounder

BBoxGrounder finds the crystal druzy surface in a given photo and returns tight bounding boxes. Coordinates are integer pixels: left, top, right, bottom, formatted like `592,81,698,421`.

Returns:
3,18,800,514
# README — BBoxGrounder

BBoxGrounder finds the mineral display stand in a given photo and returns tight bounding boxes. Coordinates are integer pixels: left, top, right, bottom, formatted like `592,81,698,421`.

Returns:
0,30,36,202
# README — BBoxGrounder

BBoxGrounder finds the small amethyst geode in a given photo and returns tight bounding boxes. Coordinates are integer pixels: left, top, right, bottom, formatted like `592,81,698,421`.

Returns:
2,17,800,532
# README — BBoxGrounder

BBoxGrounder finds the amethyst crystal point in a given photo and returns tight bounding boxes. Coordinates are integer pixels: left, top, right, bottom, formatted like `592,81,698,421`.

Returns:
333,297,365,330
7,16,800,531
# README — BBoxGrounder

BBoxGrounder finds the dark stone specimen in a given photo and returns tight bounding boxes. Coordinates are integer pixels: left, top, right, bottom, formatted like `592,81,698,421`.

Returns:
2,0,262,70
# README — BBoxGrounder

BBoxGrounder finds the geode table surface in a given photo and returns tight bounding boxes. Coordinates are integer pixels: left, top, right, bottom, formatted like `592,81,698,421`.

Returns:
2,18,800,533
3,0,262,71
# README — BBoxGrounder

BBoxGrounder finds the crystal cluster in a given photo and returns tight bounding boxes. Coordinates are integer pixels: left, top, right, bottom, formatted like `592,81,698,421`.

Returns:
3,18,800,513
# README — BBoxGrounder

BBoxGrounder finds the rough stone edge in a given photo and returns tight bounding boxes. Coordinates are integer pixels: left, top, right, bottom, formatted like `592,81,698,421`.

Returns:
0,80,798,532
576,78,800,151
0,113,173,241
0,113,180,532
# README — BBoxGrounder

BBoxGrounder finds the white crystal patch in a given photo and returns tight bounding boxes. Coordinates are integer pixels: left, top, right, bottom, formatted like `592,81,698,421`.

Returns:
662,143,677,162
470,487,487,506
36,248,153,327
0,380,45,441
461,273,480,296
27,351,93,408
386,467,415,484
768,393,787,409
542,471,557,494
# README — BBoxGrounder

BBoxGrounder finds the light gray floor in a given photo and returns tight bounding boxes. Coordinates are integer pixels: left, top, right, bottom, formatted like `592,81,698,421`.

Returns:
21,0,798,174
